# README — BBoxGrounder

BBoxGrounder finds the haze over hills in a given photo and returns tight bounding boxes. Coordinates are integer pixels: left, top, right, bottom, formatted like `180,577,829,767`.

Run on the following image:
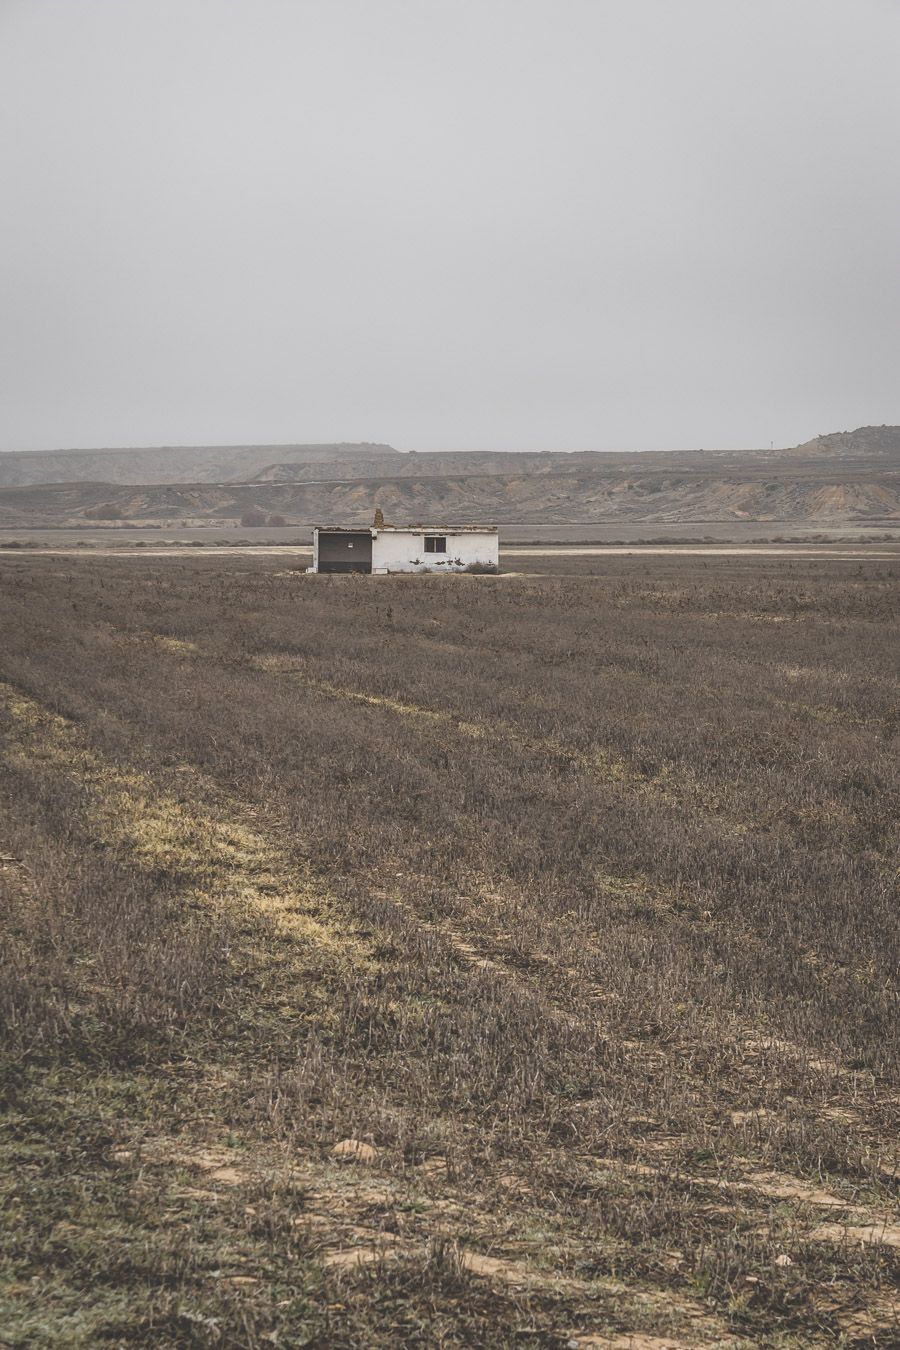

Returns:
791,426,900,459
0,427,897,530
2,425,899,489
0,442,398,488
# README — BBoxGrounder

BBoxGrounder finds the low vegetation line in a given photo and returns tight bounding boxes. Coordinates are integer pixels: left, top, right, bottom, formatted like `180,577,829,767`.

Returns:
250,654,751,829
0,680,366,966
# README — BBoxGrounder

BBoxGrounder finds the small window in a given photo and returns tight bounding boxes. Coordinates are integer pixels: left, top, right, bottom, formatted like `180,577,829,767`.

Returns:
424,535,447,553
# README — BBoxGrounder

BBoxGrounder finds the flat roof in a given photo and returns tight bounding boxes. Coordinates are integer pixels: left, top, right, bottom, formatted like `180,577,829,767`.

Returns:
314,524,498,534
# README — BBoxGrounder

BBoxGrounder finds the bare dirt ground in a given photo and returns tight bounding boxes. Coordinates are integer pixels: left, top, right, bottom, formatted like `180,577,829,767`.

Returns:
2,519,900,549
509,546,900,559
1,552,898,1347
2,542,899,561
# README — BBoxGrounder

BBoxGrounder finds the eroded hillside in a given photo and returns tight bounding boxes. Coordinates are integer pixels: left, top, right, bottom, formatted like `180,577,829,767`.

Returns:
0,428,897,530
0,462,897,530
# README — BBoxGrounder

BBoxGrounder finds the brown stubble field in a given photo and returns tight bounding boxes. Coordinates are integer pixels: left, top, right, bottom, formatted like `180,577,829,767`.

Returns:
1,551,898,1348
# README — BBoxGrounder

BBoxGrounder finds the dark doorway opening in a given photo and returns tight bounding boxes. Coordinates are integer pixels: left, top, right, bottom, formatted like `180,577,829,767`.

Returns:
317,531,373,574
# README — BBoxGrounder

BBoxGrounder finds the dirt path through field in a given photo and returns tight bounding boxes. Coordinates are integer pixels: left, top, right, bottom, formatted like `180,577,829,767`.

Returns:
4,543,900,559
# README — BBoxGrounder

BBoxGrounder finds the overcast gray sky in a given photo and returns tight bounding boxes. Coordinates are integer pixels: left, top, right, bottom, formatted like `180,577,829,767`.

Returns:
1,0,898,453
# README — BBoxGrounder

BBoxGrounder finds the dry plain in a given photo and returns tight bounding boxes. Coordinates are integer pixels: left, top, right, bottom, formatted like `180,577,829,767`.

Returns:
1,550,898,1347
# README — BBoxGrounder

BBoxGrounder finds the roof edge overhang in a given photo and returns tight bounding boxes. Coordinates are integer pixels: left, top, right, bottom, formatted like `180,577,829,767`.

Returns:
313,524,498,534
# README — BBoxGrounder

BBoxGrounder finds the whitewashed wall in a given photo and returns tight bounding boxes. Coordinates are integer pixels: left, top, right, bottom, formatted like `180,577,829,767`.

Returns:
371,530,498,573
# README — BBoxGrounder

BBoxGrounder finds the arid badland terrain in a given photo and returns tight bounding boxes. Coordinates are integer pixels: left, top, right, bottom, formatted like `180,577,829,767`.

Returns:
0,426,898,534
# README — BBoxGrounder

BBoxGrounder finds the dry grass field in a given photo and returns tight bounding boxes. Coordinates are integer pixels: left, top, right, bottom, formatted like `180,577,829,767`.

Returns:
1,552,898,1347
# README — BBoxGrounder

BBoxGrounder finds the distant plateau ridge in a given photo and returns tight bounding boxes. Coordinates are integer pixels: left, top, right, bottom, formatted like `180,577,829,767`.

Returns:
0,427,897,529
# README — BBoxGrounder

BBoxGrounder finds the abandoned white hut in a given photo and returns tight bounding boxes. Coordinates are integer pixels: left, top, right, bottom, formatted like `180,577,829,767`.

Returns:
311,525,499,574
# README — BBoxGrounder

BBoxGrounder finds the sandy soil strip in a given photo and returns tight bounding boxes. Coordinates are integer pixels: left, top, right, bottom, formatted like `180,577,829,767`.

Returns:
5,543,899,559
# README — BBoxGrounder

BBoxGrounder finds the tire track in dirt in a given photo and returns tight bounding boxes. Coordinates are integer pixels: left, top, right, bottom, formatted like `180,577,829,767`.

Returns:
114,630,893,874
0,680,370,970
378,887,618,1039
248,654,733,819
588,1156,900,1248
95,632,893,1095
110,1134,738,1345
86,629,724,1022
98,633,898,1113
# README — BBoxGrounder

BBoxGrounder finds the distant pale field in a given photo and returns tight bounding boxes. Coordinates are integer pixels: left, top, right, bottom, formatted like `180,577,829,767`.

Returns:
2,540,899,562
1,519,899,549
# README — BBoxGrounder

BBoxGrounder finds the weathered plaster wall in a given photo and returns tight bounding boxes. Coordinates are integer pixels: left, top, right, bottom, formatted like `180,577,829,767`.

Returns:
371,530,498,573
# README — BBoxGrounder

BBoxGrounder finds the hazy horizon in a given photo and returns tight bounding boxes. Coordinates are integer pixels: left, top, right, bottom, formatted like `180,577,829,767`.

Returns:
0,436,795,456
3,0,899,454
0,430,883,458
